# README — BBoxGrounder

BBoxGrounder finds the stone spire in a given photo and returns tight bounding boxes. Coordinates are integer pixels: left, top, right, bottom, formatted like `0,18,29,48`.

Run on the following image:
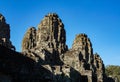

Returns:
36,13,67,54
72,34,93,63
0,13,15,50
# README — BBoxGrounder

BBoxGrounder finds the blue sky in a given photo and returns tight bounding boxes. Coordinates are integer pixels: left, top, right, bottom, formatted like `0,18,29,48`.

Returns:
0,0,120,66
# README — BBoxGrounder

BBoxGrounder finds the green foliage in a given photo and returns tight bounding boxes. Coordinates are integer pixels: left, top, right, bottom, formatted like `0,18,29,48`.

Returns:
105,65,120,81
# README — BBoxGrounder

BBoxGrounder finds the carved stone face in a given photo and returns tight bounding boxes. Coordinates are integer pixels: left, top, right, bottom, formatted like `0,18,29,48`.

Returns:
39,27,49,42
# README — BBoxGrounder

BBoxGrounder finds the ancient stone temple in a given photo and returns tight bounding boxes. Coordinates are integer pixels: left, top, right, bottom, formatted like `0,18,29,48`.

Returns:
0,13,116,82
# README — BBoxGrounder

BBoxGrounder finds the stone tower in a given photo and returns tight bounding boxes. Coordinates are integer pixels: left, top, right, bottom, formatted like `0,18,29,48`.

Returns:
62,34,105,82
36,13,67,54
0,13,15,50
72,34,93,64
22,27,36,51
